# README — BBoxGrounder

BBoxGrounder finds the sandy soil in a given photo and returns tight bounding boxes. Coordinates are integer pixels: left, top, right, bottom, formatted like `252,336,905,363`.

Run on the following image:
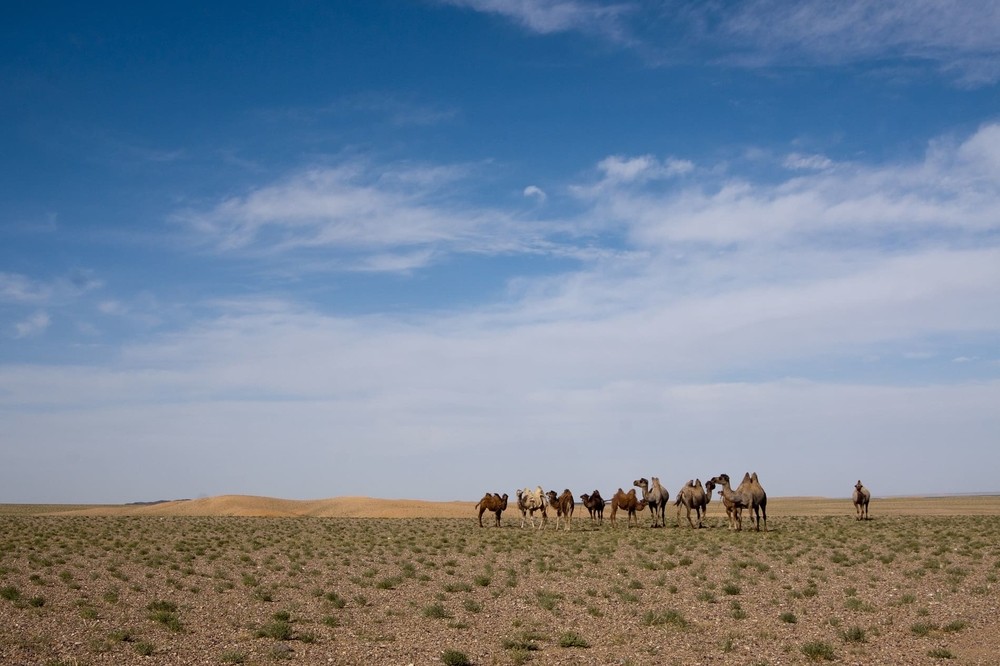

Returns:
26,492,1000,519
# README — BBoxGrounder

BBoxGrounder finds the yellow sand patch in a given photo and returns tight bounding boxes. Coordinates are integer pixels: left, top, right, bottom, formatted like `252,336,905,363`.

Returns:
7,493,999,518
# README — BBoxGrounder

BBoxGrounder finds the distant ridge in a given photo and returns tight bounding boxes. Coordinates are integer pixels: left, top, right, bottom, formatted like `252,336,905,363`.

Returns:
12,493,1000,518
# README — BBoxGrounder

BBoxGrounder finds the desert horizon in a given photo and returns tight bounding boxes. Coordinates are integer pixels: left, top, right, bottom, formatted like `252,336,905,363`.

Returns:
4,492,1000,519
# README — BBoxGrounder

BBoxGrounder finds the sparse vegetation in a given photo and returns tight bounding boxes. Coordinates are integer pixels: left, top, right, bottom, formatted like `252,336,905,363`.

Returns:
0,500,998,664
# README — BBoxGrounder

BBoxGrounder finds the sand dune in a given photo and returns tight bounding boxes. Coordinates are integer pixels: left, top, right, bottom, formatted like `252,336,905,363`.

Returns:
62,495,476,518
37,492,1000,518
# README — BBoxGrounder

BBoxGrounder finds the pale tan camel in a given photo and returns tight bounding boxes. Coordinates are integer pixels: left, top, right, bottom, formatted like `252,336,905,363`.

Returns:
674,478,714,528
735,472,768,532
516,486,547,529
852,480,871,520
475,492,508,527
634,477,669,528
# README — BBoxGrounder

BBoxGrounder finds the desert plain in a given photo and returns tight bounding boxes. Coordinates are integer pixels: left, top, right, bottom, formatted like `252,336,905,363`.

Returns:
1,493,999,665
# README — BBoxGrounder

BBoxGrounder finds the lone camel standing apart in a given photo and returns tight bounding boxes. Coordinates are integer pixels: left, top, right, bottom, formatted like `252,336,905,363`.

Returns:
853,480,871,520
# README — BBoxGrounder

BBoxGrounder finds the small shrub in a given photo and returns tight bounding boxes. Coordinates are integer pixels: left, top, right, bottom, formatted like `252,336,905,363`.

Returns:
928,647,954,659
942,619,968,633
801,640,836,661
441,649,472,666
780,611,798,624
502,631,542,652
722,582,740,595
912,622,937,637
220,651,247,663
643,609,687,628
376,576,402,590
256,619,293,640
558,631,590,648
0,586,21,602
135,641,155,656
147,600,182,632
536,589,562,611
423,603,452,619
841,626,866,643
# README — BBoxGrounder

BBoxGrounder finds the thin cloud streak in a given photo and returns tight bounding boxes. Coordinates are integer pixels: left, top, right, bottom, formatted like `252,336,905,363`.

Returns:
448,0,1000,86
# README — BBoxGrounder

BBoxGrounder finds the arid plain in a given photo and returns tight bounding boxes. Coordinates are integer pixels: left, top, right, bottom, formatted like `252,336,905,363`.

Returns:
2,494,999,665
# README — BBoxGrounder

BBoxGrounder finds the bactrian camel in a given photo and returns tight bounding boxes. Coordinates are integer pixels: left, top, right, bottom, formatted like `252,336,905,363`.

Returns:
740,472,767,532
674,478,714,529
579,490,605,524
516,486,547,529
710,474,753,531
610,488,647,528
634,477,669,528
853,480,871,520
475,492,508,528
545,489,575,531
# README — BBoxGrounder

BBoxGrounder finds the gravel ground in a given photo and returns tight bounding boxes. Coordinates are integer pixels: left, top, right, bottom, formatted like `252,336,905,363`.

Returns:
1,510,998,665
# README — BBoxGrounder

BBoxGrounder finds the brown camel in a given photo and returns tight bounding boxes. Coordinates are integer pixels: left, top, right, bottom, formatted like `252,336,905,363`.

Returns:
709,474,753,531
609,488,648,528
475,492,508,527
634,477,669,528
579,490,605,523
545,489,575,531
853,480,871,520
674,478,714,528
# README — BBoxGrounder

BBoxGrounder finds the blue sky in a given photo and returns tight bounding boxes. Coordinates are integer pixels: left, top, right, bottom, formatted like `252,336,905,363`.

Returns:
2,1,999,503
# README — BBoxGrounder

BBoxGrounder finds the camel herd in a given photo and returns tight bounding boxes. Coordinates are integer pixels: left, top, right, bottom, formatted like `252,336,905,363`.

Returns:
475,476,874,530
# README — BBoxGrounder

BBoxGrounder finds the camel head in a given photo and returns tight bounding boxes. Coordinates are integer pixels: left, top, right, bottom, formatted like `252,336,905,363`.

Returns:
711,474,730,487
633,477,649,491
704,479,716,494
546,490,559,505
855,480,864,491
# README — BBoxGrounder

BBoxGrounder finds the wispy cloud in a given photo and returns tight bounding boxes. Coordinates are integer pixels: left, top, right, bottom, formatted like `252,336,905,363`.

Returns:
177,161,567,271
575,123,1000,249
444,0,1000,86
13,311,50,338
0,273,53,303
717,0,1000,85
439,0,634,40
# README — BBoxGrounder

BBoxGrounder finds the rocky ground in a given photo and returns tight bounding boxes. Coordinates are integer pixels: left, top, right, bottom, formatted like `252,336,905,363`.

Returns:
1,502,998,665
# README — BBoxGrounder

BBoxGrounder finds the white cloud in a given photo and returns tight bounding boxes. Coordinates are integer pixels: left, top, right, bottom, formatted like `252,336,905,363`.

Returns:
523,185,547,202
577,123,1000,248
783,153,834,171
0,273,52,303
178,162,559,267
444,0,1000,86
439,0,633,39
13,311,50,338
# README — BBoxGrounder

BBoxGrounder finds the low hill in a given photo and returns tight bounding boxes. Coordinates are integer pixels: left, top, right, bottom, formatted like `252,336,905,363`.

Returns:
7,493,998,518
